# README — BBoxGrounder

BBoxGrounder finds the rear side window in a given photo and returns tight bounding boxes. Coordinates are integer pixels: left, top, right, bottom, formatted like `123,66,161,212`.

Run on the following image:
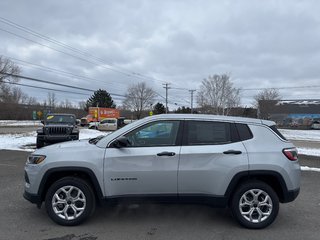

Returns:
236,123,253,141
186,121,231,145
270,125,287,140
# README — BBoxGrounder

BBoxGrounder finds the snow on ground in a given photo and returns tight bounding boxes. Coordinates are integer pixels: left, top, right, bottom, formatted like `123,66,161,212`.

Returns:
0,129,110,152
279,129,320,142
278,129,320,157
301,166,320,172
0,132,36,152
298,148,320,157
0,120,41,127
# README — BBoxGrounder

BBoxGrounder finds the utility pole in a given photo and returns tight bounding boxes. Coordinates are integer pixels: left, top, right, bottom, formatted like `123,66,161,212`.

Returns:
189,89,196,114
163,83,171,113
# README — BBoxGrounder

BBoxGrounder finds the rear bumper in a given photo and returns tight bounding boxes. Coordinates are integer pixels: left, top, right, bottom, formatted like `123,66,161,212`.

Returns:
282,188,300,203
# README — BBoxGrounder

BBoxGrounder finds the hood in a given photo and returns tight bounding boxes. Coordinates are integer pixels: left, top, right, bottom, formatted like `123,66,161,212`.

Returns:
34,139,96,155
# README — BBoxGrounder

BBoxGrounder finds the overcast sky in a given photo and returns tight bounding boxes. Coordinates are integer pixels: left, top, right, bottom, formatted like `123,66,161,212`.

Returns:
1,0,320,108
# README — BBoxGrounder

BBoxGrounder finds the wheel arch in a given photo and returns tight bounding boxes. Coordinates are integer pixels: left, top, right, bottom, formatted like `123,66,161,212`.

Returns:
38,167,104,203
225,170,289,204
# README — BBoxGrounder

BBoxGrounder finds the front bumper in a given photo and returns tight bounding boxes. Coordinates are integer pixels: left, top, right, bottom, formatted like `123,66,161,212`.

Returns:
23,190,42,207
38,134,79,143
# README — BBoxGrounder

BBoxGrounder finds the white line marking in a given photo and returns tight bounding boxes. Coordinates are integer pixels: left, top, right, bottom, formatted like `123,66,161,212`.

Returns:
0,163,17,167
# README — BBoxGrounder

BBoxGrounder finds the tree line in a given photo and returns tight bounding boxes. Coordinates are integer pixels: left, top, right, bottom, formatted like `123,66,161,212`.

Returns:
0,55,281,120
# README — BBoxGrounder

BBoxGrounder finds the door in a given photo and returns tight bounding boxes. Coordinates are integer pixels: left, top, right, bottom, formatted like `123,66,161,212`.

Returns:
104,120,182,197
178,120,249,197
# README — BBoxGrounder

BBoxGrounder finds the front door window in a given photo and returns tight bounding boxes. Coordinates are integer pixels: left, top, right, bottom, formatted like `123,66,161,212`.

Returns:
125,121,180,147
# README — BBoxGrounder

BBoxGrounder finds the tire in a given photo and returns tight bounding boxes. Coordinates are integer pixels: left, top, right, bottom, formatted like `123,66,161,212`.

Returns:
45,177,96,226
36,138,44,148
230,180,279,229
75,133,79,140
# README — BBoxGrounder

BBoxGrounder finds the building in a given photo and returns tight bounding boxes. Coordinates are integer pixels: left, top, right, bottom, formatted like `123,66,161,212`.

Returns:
258,99,320,127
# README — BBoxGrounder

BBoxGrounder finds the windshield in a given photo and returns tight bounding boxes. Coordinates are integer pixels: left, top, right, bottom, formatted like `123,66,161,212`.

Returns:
45,115,75,124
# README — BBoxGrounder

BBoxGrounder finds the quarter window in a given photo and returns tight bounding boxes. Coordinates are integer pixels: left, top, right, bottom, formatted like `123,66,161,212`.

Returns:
125,121,180,147
186,121,232,145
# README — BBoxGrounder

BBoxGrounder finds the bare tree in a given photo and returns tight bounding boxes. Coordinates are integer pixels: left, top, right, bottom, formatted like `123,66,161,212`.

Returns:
60,99,73,109
47,92,56,109
0,56,21,83
27,96,39,105
253,88,281,108
78,101,86,110
0,82,28,104
11,87,28,104
0,56,23,103
123,82,156,119
197,74,241,115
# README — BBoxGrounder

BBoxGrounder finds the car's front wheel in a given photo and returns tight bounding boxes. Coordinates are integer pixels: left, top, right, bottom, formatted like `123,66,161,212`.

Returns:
231,180,279,229
45,177,96,226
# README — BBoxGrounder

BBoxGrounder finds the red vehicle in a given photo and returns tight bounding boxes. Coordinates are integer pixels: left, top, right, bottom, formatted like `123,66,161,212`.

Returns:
80,107,120,126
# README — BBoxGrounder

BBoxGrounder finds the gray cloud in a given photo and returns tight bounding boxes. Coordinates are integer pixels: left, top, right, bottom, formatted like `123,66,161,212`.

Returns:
1,0,320,107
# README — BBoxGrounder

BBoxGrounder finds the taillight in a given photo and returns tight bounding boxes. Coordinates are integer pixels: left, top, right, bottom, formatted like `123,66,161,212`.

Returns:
283,148,298,161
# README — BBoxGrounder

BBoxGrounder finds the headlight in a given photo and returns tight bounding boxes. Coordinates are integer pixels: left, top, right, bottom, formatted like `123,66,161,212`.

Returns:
27,155,46,164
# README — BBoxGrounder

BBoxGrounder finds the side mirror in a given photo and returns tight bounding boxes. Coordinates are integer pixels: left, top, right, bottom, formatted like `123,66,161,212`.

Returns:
112,136,130,148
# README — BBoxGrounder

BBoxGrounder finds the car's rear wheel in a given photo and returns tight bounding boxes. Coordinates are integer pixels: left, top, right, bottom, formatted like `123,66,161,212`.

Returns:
231,181,279,229
45,177,96,226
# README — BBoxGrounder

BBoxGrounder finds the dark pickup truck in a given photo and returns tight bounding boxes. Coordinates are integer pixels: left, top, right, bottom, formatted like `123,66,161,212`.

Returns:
36,113,79,148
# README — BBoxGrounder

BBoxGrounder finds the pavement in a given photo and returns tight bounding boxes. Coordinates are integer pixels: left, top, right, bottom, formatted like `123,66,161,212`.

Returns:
0,150,319,240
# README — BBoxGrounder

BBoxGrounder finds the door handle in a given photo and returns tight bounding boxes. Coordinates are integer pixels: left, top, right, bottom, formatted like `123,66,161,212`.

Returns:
157,151,176,157
223,150,242,155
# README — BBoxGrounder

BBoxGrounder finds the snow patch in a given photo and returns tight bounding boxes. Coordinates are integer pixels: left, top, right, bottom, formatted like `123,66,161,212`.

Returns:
279,129,320,142
301,166,320,172
0,120,41,127
0,132,36,152
298,148,320,157
0,129,111,152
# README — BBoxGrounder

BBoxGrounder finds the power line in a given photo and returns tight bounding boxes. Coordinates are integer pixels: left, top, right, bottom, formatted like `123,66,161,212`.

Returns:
0,27,139,79
2,80,87,96
4,55,128,90
0,17,193,105
2,73,126,97
1,80,126,101
0,17,166,84
241,85,320,91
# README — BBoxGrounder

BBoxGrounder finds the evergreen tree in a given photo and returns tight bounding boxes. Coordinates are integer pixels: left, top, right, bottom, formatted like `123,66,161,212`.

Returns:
153,102,166,114
175,106,192,113
86,89,116,110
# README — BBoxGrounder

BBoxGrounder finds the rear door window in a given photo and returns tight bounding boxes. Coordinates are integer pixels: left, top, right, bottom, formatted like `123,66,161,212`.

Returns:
236,123,253,141
185,121,232,145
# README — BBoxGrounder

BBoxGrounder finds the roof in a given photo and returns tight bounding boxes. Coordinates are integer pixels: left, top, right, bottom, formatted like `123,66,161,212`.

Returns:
143,114,274,126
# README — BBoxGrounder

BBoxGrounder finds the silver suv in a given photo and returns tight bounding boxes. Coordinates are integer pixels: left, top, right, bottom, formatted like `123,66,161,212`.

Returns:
24,114,300,229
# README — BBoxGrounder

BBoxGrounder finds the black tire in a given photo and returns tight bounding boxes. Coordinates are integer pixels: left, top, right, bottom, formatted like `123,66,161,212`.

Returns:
36,138,44,148
75,133,79,140
45,177,96,226
231,180,279,229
